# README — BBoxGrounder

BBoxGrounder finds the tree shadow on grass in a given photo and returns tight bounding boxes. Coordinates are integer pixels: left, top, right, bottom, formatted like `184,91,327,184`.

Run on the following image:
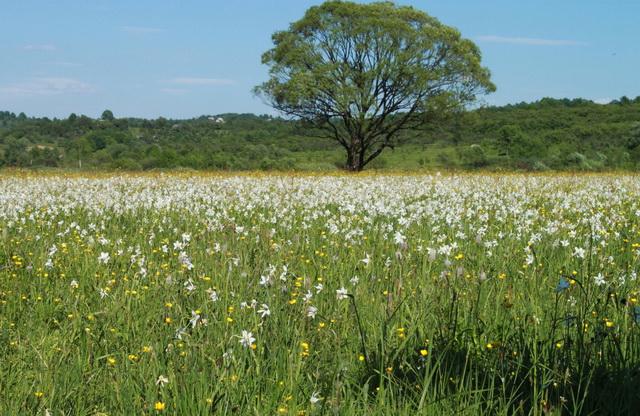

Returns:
359,342,640,415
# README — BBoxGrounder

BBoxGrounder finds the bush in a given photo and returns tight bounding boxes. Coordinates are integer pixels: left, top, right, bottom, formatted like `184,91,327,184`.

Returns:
435,151,456,167
459,144,488,168
111,157,142,170
531,160,550,171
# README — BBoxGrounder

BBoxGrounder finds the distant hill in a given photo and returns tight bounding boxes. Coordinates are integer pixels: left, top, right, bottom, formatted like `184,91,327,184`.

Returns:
1,96,639,171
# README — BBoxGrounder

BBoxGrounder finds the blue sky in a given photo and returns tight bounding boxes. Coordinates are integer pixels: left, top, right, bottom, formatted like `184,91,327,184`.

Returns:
1,0,638,119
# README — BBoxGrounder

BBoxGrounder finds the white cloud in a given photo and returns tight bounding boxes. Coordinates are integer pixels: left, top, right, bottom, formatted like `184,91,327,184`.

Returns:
121,26,163,34
23,44,57,51
477,35,587,46
160,88,189,95
169,77,235,86
0,78,96,97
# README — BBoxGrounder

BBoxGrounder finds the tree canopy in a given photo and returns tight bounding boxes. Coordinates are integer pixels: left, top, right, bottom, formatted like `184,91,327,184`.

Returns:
255,0,495,171
101,110,115,121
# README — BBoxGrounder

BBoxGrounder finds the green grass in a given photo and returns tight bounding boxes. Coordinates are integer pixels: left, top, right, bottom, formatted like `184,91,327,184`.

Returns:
1,173,639,415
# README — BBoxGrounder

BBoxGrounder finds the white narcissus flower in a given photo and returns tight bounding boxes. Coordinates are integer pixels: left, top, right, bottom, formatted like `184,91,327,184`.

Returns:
310,391,322,404
525,253,534,265
257,304,270,319
259,275,272,287
336,287,348,300
155,375,169,386
98,252,110,264
174,327,187,340
206,288,219,302
239,330,255,348
189,310,201,328
303,290,313,303
184,279,196,292
178,251,193,270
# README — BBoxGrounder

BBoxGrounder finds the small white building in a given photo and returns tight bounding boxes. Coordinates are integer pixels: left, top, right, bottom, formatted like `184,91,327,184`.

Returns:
208,116,225,124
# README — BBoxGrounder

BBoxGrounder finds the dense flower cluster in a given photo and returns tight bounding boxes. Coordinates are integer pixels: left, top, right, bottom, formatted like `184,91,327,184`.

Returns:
1,173,639,414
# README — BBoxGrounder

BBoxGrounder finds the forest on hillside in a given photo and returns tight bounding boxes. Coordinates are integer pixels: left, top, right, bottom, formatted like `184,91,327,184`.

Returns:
1,96,639,171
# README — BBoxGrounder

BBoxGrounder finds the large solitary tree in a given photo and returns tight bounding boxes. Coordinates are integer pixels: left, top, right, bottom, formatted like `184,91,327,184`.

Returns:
255,1,495,171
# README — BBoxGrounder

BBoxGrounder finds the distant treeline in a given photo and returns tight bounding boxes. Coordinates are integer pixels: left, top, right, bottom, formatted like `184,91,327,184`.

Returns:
1,96,639,171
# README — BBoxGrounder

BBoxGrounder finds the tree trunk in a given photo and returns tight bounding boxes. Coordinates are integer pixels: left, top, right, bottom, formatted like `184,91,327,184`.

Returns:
346,147,355,171
344,142,388,172
357,146,365,171
345,135,365,172
346,147,364,172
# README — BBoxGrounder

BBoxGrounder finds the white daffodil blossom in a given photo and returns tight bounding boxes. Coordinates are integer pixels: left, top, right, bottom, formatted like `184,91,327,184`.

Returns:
239,330,256,348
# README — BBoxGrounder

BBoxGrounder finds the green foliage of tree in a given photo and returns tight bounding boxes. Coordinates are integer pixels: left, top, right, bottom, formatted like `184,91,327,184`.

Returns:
3,137,30,166
255,0,495,171
628,123,640,150
0,95,639,171
101,109,115,121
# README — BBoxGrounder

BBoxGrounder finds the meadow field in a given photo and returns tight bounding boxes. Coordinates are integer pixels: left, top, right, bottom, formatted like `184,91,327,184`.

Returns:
1,172,640,415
